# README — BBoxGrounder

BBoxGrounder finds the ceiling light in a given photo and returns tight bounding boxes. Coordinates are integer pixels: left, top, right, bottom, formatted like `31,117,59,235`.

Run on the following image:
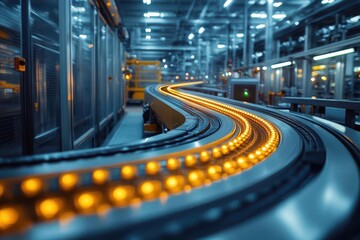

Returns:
145,28,151,32
251,12,267,18
162,59,166,63
236,33,244,37
294,21,300,26
262,66,268,70
272,13,286,19
79,34,87,39
160,37,166,41
313,48,355,61
255,24,266,29
223,0,233,8
258,0,266,5
191,55,195,59
248,0,256,4
271,61,292,69
217,44,226,49
143,0,151,4
198,27,205,34
188,33,194,40
273,2,282,7
146,35,151,39
321,0,334,4
164,64,168,69
144,12,161,18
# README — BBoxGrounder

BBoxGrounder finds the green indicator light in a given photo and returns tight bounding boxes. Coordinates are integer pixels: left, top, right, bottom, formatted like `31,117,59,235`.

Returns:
243,89,249,97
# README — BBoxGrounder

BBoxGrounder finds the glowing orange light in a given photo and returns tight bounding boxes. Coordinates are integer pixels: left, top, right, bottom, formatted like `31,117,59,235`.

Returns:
76,193,98,210
0,207,19,229
37,198,61,219
60,173,78,191
199,151,210,163
145,161,161,175
187,170,204,187
21,178,42,196
167,158,181,171
93,169,109,185
121,165,137,180
207,165,222,180
185,155,197,167
212,148,222,159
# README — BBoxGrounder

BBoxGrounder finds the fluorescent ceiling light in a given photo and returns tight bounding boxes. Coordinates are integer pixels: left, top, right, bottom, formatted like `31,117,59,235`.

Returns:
251,12,267,18
217,44,226,49
143,0,151,4
188,33,194,40
258,0,266,5
223,0,233,8
313,48,355,61
164,64,168,69
321,0,334,4
272,13,286,19
255,24,266,29
198,27,205,34
248,0,256,5
145,28,151,32
146,35,151,39
191,55,195,59
160,37,166,41
236,33,244,37
162,59,166,63
144,12,161,18
79,34,87,39
273,2,282,7
271,61,292,69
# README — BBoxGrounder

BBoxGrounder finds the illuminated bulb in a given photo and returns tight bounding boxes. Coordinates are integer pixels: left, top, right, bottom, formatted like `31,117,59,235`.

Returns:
237,157,250,170
109,185,134,205
0,207,19,229
37,198,61,219
207,165,222,180
228,142,235,151
221,145,229,155
59,173,78,191
223,160,235,174
187,170,204,187
21,178,42,196
167,158,181,171
145,161,161,175
185,155,197,167
76,193,96,210
212,148,222,159
248,153,258,164
112,187,128,201
139,181,160,199
199,151,210,163
121,165,137,180
165,176,184,193
92,169,109,184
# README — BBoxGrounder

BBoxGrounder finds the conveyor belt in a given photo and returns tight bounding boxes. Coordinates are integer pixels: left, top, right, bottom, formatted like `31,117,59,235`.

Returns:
0,82,359,239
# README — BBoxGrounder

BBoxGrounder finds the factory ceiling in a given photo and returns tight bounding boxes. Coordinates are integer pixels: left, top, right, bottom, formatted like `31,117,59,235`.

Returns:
115,0,314,61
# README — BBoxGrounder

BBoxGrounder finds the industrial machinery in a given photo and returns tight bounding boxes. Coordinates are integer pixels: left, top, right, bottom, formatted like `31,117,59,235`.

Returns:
227,78,259,103
126,58,161,102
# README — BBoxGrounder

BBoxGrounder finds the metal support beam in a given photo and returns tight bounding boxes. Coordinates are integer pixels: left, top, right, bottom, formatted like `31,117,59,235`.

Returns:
131,45,198,51
59,0,73,150
264,0,274,96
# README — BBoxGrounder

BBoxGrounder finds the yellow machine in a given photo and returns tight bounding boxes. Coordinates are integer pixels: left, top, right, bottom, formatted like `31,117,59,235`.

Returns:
0,81,20,93
125,58,161,101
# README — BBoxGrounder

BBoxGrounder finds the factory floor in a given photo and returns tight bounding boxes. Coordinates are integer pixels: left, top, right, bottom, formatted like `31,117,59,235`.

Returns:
103,105,144,146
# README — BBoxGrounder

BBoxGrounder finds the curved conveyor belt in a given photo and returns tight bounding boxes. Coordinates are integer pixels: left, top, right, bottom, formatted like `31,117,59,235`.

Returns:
0,82,359,240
